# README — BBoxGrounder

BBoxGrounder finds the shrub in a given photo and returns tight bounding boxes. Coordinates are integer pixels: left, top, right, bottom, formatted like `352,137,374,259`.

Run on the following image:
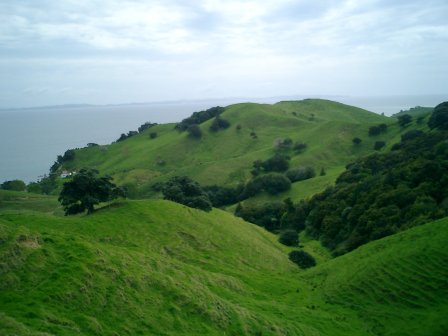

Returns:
262,173,291,195
374,141,386,150
175,106,225,131
398,114,412,127
428,101,448,130
209,116,230,132
286,166,315,182
138,121,157,133
149,132,157,139
401,129,424,142
352,137,362,145
320,167,326,176
279,230,299,246
187,124,202,139
288,250,316,269
1,179,26,191
293,142,308,153
162,176,212,211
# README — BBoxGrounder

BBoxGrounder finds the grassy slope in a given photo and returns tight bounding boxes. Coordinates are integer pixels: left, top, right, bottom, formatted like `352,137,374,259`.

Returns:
1,199,447,335
0,190,60,215
62,99,394,200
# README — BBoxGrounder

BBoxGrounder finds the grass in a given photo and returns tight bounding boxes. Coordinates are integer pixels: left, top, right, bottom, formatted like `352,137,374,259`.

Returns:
0,190,61,215
1,199,447,335
60,99,398,200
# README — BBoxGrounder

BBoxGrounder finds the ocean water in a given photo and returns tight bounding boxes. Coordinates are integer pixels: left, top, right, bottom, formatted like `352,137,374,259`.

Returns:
1,95,446,183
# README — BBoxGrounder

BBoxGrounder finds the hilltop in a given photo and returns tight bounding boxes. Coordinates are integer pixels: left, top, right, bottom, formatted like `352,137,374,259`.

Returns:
1,199,447,335
54,99,410,200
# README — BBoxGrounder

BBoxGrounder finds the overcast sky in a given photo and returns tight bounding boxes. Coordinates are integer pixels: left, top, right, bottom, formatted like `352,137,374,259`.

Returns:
1,0,447,108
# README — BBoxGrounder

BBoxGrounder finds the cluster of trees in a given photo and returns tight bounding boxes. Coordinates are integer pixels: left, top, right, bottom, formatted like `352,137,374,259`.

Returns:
294,128,447,255
50,149,76,173
0,179,26,191
285,166,315,182
175,106,225,131
161,176,212,211
116,121,158,142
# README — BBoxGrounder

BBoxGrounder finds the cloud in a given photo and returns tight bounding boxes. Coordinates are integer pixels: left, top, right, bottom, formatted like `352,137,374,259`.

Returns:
0,0,447,107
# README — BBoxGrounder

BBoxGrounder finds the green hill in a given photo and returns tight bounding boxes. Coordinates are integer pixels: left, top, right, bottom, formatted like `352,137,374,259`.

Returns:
1,199,447,335
57,99,398,200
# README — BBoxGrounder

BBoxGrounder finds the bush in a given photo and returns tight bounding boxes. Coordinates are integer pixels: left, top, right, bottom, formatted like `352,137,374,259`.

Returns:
176,106,225,131
401,129,424,142
293,142,307,153
262,173,291,195
352,137,362,145
162,176,212,211
279,230,299,246
149,132,157,139
286,166,315,182
398,114,412,127
187,124,202,139
288,250,316,269
1,179,26,191
209,116,230,132
138,121,157,133
374,141,386,150
428,101,448,130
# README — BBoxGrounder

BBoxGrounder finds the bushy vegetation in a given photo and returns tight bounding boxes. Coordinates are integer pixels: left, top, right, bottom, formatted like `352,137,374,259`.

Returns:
373,140,386,150
352,137,362,145
50,149,76,173
251,154,290,176
278,229,299,246
162,176,212,211
288,250,316,268
296,129,448,254
397,114,413,127
187,124,202,138
209,115,230,132
175,106,225,131
242,173,291,197
138,121,158,133
368,123,388,136
203,185,243,207
58,168,125,215
0,179,26,191
428,101,448,130
285,166,315,182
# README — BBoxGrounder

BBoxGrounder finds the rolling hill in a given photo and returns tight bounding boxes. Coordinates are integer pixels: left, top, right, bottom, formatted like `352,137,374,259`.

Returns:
57,99,414,200
1,198,447,335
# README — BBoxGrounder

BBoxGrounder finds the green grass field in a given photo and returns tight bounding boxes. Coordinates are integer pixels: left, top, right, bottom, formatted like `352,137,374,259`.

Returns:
1,198,447,335
59,99,405,200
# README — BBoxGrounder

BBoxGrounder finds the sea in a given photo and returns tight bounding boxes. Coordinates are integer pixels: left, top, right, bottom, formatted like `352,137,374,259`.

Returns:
1,94,446,184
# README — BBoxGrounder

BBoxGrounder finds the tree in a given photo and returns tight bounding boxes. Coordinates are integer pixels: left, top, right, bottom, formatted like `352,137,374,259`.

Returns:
162,176,212,211
286,166,315,182
58,169,125,215
428,101,448,130
352,137,362,145
209,116,230,132
374,141,386,150
187,124,202,138
279,230,299,246
261,173,291,195
397,114,412,127
1,179,26,191
288,250,316,269
149,132,157,139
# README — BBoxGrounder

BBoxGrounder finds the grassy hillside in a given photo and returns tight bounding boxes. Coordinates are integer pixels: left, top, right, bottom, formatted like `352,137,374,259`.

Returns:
1,199,447,335
59,99,398,200
0,190,60,214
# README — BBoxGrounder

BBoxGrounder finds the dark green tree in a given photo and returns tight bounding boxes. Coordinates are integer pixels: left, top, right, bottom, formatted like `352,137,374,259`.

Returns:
58,169,125,215
162,176,212,211
374,141,386,150
352,137,362,145
1,179,26,191
288,250,316,269
279,230,299,246
187,124,202,139
428,101,448,130
397,114,412,127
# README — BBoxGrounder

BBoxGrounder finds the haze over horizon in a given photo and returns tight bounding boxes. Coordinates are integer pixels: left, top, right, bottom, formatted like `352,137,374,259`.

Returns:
1,0,448,108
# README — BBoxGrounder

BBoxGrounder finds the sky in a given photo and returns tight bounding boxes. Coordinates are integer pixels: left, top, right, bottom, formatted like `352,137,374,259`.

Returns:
1,0,447,108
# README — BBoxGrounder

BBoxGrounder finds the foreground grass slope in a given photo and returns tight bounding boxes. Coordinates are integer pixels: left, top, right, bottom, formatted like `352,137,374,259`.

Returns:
62,99,396,199
1,199,447,335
